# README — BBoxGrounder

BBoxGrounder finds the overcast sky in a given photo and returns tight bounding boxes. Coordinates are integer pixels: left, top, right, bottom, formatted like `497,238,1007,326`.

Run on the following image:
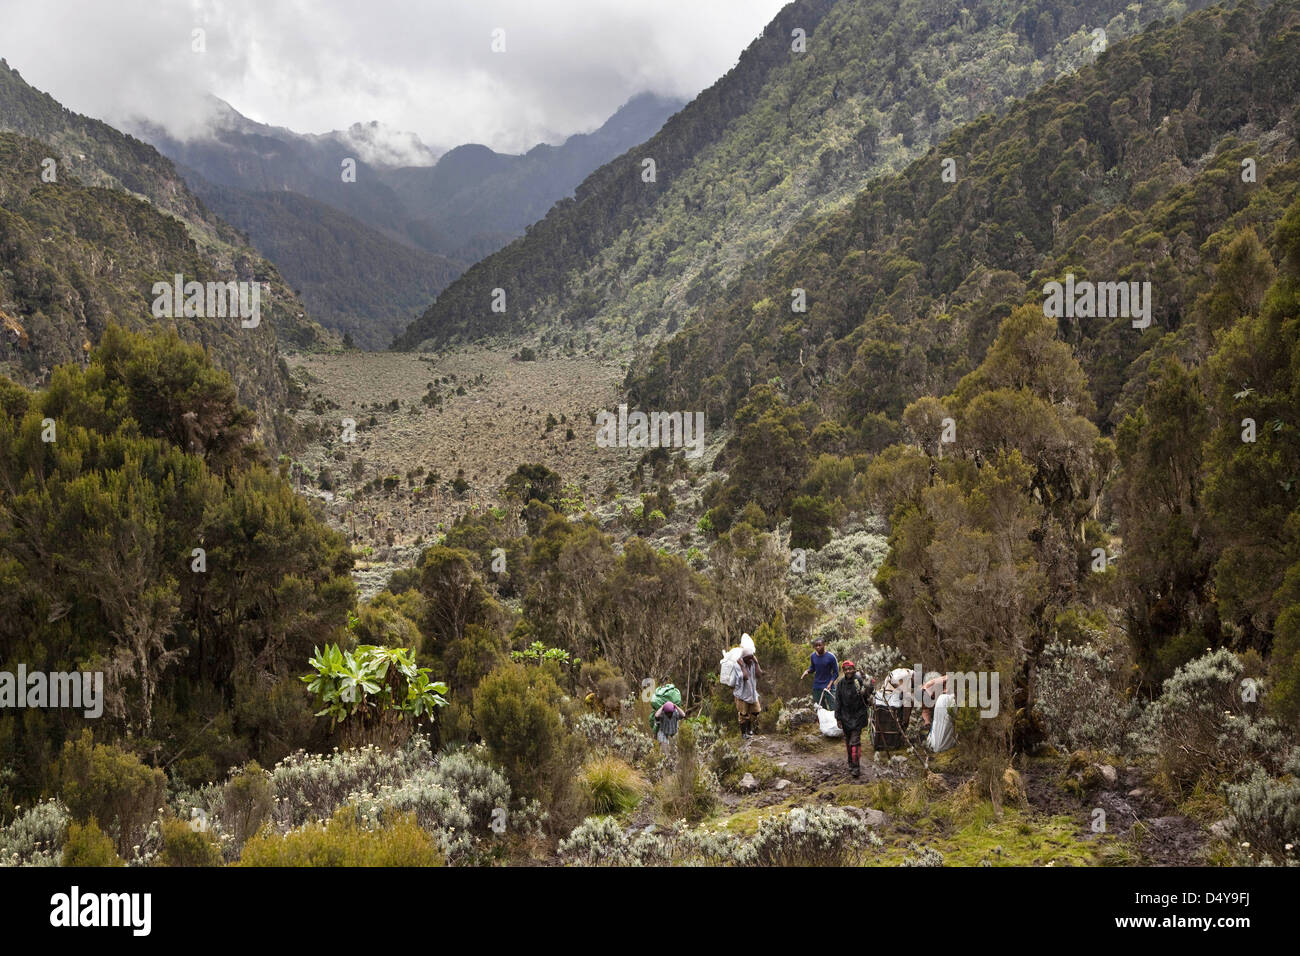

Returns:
0,0,788,158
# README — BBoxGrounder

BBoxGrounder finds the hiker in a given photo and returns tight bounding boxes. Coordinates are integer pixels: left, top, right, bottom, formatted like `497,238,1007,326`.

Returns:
733,650,762,737
919,673,957,754
801,638,839,708
833,661,873,777
871,666,915,752
654,699,683,755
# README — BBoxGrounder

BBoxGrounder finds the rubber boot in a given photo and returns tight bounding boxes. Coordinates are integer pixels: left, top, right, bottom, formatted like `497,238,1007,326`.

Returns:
851,745,861,778
845,738,854,767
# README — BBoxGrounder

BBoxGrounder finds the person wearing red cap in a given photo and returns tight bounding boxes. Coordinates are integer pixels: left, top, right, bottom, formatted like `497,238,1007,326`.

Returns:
833,661,873,777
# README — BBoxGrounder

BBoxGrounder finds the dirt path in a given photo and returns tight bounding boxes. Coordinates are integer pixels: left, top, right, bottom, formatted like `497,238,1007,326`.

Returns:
702,726,1211,865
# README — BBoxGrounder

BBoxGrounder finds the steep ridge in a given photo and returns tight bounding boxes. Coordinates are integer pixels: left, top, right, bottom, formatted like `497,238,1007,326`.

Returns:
0,63,332,442
394,0,1211,351
631,0,1300,433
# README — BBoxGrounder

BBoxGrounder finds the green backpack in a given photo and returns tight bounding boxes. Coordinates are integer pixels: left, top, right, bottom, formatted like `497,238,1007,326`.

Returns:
649,683,683,733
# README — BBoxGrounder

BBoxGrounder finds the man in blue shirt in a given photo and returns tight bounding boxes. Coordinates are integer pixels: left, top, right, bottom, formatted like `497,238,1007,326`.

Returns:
802,638,839,708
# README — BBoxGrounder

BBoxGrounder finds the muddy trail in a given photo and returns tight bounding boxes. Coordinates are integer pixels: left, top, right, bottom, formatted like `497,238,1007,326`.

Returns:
628,725,1215,866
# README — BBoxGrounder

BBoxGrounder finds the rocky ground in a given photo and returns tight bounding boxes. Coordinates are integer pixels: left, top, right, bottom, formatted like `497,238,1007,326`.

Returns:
639,703,1215,866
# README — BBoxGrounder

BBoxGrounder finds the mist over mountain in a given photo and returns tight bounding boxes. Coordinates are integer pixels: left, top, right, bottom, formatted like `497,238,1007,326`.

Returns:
127,92,682,345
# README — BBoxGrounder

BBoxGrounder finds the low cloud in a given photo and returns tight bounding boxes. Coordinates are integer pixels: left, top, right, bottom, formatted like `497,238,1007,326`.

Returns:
0,0,787,155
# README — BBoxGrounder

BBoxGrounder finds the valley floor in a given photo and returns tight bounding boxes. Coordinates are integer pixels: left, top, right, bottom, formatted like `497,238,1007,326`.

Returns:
286,347,634,595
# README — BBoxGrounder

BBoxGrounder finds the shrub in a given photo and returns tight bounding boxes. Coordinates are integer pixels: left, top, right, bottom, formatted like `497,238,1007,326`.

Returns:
654,723,717,823
56,731,166,856
353,769,473,859
0,799,69,866
1034,642,1129,752
159,818,223,866
220,762,274,852
557,817,734,866
1224,748,1300,863
271,739,429,828
61,820,123,867
301,644,448,750
741,806,882,867
573,713,653,764
579,757,646,815
473,664,568,799
559,804,880,867
430,748,513,834
901,842,945,867
752,613,804,702
789,494,833,550
1132,649,1288,789
238,808,443,866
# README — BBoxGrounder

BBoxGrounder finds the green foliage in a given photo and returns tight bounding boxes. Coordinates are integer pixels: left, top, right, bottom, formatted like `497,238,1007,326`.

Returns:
472,663,575,807
302,643,448,747
56,731,166,857
159,817,223,866
511,641,580,671
0,326,355,801
578,756,646,815
220,762,274,852
237,807,443,867
61,819,124,867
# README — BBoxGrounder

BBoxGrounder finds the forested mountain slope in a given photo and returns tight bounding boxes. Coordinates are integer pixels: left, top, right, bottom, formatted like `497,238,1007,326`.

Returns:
632,0,1300,431
395,0,1211,350
0,61,333,440
187,181,462,349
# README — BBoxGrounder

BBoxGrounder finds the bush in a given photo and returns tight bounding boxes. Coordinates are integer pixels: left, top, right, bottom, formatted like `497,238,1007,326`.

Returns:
752,613,804,702
429,748,513,834
654,723,717,822
353,768,473,860
901,842,945,867
741,806,882,867
56,731,166,856
220,762,274,852
1132,649,1288,789
573,713,653,764
61,820,123,867
473,664,573,801
559,804,881,867
271,740,428,828
579,757,645,815
1224,748,1300,863
557,817,735,866
160,818,223,867
0,799,69,866
1034,642,1128,752
238,808,443,867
